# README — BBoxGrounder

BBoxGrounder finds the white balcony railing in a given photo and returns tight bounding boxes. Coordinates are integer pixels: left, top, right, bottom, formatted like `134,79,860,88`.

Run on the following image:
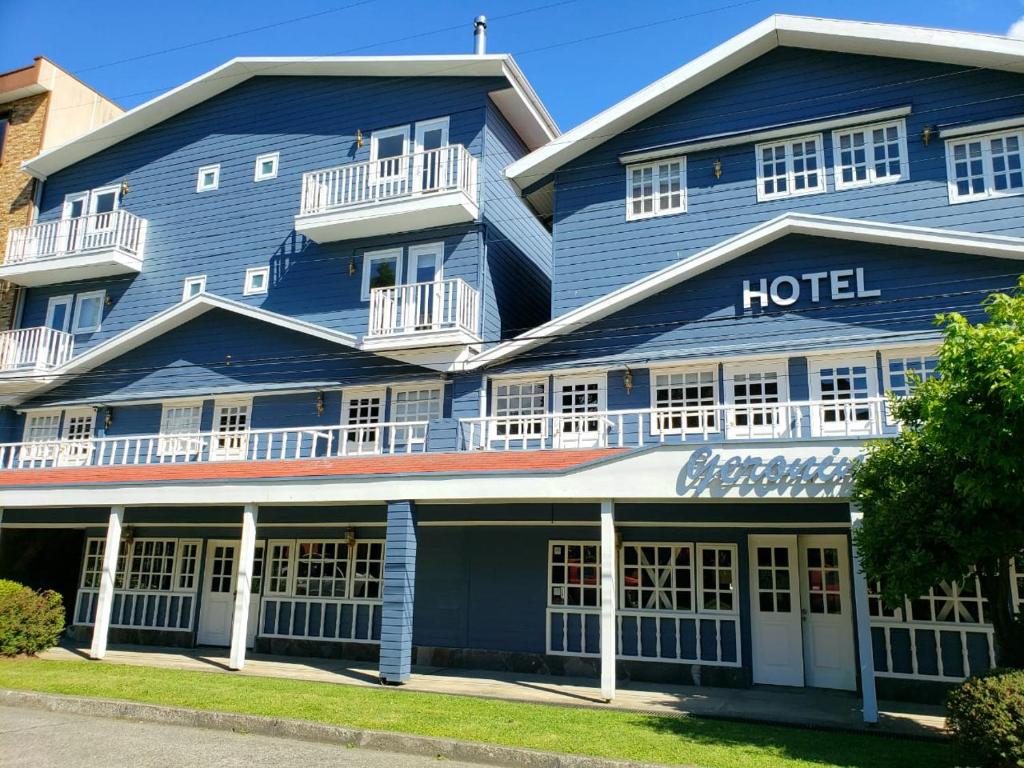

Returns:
461,398,892,451
368,278,479,339
0,420,430,470
5,210,147,265
299,144,478,216
0,327,74,373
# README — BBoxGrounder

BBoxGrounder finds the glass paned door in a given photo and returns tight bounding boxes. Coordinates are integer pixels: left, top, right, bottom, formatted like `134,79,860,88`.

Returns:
554,377,606,448
799,536,856,690
371,127,410,199
198,540,237,646
407,245,443,329
211,403,250,461
748,535,804,686
415,119,449,192
85,187,120,249
62,194,88,253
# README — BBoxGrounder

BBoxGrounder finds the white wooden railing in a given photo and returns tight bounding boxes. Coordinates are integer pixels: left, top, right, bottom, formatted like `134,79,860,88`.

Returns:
368,278,479,338
0,327,74,372
75,588,196,631
5,210,147,264
0,421,430,470
260,596,381,643
461,397,892,450
871,620,996,682
300,144,478,216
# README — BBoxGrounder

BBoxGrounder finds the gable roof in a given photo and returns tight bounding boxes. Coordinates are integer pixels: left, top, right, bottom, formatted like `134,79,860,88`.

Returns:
506,15,1024,199
3,293,359,405
23,55,558,180
466,213,1024,370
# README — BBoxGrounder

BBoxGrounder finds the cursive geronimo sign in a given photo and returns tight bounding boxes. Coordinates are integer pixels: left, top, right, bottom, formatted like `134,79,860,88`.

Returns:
683,446,860,488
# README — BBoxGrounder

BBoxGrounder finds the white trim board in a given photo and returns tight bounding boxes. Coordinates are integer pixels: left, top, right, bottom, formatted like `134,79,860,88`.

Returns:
23,56,558,180
464,213,1024,371
940,114,1024,139
506,14,1024,198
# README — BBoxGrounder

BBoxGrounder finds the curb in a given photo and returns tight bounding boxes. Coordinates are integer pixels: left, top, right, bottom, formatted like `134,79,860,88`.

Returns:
1,689,683,768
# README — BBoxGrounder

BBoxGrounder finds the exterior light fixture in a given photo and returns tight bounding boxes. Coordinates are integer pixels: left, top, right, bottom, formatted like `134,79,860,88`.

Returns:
104,294,113,307
345,527,356,548
349,257,357,277
315,391,325,416
119,178,130,198
104,408,113,430
123,526,135,548
712,158,723,179
921,126,935,146
355,129,364,148
623,367,634,395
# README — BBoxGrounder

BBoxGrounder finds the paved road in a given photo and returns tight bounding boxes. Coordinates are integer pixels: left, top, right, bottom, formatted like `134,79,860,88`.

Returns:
0,706,487,768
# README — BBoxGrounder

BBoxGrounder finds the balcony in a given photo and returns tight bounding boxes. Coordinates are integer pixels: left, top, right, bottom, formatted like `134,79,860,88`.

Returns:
0,421,430,470
0,327,74,375
363,278,481,352
296,145,478,242
2,210,147,286
460,398,894,451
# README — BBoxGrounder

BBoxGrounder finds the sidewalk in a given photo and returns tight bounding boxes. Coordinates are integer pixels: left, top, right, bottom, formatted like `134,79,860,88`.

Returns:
40,643,946,739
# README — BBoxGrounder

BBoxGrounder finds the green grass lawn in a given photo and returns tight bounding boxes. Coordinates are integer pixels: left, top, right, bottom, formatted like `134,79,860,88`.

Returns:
0,658,951,768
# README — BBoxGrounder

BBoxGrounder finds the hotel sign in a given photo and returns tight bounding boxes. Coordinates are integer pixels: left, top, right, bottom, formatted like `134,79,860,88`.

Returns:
743,268,880,309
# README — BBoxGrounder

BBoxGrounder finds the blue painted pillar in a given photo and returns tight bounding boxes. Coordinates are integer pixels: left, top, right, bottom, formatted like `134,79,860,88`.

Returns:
379,500,417,684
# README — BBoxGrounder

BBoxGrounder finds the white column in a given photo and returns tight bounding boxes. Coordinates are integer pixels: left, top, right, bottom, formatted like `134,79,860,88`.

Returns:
849,502,879,724
90,505,124,660
599,499,616,702
229,503,259,670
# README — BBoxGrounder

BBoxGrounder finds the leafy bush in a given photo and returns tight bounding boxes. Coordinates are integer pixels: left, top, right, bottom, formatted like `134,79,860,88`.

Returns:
0,580,65,656
947,668,1024,767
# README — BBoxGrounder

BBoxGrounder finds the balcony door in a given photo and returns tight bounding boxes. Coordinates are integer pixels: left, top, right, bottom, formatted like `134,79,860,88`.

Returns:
370,126,410,200
210,400,251,461
61,193,89,254
84,186,120,249
414,118,449,192
554,375,607,448
406,243,443,330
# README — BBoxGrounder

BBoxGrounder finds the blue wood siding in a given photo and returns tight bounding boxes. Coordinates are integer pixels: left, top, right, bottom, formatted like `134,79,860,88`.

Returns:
380,500,417,683
551,48,1024,314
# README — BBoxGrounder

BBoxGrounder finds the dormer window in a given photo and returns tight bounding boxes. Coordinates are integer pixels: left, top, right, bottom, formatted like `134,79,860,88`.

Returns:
626,158,686,220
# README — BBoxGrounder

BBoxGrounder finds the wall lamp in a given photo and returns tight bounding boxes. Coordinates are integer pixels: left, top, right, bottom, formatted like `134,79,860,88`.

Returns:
104,407,113,431
345,527,357,548
119,178,131,198
315,391,325,417
348,256,357,277
712,158,723,179
921,125,936,146
355,129,364,149
623,367,634,396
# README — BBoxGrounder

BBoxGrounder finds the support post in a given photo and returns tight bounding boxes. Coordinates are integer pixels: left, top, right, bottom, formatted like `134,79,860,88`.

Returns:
849,502,879,724
600,499,616,701
90,505,124,660
379,500,417,684
229,503,259,670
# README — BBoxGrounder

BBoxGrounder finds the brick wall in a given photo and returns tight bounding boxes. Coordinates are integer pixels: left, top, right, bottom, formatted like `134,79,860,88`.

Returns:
0,92,47,330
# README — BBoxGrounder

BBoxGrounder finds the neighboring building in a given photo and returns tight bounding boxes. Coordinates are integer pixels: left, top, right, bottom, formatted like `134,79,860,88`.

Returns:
0,57,122,331
0,17,1021,719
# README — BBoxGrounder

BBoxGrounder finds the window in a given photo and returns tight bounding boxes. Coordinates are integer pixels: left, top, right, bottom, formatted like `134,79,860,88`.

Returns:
342,390,384,452
71,290,105,334
182,275,206,301
267,542,292,594
196,164,220,192
621,543,692,611
652,367,718,434
126,540,177,591
243,266,269,296
698,545,737,612
59,408,94,465
80,538,128,590
177,542,200,590
724,362,788,439
45,295,73,333
254,152,279,181
754,544,794,613
211,400,250,460
391,385,441,444
81,538,199,594
548,542,600,607
350,541,385,598
809,358,880,435
23,412,60,444
294,541,349,597
885,352,939,399
158,401,203,456
833,120,908,189
911,578,989,624
493,379,547,437
947,129,1024,202
804,544,844,615
361,249,402,301
626,158,686,220
756,134,825,201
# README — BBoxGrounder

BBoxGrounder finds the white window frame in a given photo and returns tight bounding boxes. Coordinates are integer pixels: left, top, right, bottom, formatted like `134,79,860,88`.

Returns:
45,294,74,333
945,127,1024,203
157,400,204,457
722,360,790,439
22,410,61,444
71,290,105,334
552,373,608,449
696,543,739,615
182,275,206,301
547,541,601,609
406,242,443,284
210,397,252,460
490,375,548,440
370,125,411,162
58,407,95,467
360,247,404,301
649,364,719,436
196,164,220,192
808,355,880,437
619,542,694,612
341,387,386,454
61,191,89,220
243,266,270,296
625,156,687,221
390,384,442,446
755,133,826,202
832,119,910,190
254,152,279,182
881,347,940,425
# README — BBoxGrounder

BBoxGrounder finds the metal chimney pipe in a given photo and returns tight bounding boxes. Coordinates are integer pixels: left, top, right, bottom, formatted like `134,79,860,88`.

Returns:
474,15,487,55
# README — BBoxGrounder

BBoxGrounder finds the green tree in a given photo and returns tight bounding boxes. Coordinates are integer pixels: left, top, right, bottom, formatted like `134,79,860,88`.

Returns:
852,277,1024,667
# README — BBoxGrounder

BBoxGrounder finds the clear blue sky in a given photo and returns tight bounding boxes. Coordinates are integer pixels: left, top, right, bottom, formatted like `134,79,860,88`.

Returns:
2,0,1023,130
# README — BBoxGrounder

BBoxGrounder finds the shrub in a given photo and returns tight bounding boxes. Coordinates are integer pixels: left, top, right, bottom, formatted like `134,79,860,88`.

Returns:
947,668,1024,767
0,580,65,657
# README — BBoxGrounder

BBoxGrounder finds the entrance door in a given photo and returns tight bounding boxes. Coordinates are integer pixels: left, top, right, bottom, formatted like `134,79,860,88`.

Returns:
197,540,237,646
799,535,856,690
554,376,606,448
749,535,804,686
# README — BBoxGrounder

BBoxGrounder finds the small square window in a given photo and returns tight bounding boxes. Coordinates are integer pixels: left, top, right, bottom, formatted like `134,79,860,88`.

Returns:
182,275,206,301
244,266,269,296
254,152,279,181
360,249,403,301
197,164,220,192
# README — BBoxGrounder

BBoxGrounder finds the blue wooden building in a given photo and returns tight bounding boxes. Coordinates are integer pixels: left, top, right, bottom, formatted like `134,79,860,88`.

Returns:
1,16,1022,719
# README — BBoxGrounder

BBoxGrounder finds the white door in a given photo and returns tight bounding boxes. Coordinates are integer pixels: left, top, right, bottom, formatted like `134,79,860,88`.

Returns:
62,193,88,254
371,126,410,199
197,540,237,646
407,244,443,329
749,535,804,686
554,376,606,448
85,186,120,249
414,118,449,192
799,535,857,690
210,401,251,461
